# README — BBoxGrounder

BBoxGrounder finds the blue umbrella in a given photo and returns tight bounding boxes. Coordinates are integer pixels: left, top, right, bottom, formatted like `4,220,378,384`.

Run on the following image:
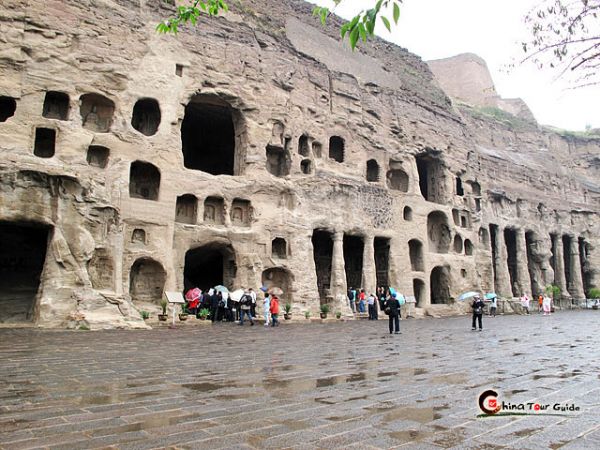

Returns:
458,291,480,301
484,293,497,299
389,287,397,296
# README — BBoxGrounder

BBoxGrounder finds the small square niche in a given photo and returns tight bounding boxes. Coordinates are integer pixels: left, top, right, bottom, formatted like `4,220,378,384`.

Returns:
87,145,109,168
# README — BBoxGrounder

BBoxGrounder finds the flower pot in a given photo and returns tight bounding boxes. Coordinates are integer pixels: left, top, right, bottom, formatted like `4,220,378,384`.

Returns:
158,314,168,321
179,314,188,321
320,312,328,319
198,315,207,320
284,313,292,320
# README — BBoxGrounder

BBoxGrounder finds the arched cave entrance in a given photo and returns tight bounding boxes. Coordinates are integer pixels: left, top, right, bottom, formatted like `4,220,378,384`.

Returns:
262,267,293,305
129,258,166,304
181,94,242,175
430,265,451,305
0,222,51,323
184,243,236,292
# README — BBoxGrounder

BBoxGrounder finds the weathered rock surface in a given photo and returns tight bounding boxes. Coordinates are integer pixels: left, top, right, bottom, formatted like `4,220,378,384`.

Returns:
0,0,598,328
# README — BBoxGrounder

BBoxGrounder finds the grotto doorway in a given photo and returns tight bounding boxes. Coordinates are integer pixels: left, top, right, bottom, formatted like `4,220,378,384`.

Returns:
262,267,293,305
129,258,166,304
181,95,241,175
343,234,364,290
430,265,451,305
0,222,50,323
312,230,333,301
504,228,519,296
374,237,390,289
184,243,236,293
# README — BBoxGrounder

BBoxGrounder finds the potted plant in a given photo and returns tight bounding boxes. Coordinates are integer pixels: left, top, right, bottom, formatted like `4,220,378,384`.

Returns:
284,303,292,320
178,303,188,321
319,304,330,319
335,311,342,320
304,310,311,319
140,310,150,320
198,308,210,320
158,299,168,321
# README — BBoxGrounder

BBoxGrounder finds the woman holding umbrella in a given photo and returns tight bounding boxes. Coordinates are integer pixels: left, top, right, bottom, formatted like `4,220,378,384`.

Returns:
472,295,485,331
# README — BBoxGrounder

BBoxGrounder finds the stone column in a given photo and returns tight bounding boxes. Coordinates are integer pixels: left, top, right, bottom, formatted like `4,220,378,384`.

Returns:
568,236,585,300
330,231,351,315
515,228,532,296
494,228,512,297
362,234,377,295
552,234,569,299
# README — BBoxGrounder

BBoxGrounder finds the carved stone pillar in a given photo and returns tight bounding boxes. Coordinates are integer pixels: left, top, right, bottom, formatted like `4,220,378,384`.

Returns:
362,234,377,295
330,231,351,315
553,234,569,299
568,236,585,300
494,227,512,297
515,228,532,296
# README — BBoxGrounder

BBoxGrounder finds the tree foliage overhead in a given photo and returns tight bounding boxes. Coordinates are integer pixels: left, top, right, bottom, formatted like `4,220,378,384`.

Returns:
522,0,600,86
312,0,403,49
156,0,402,50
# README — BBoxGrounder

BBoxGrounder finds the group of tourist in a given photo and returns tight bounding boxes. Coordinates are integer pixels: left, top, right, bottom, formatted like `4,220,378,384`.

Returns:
347,286,407,334
472,291,556,331
184,286,281,327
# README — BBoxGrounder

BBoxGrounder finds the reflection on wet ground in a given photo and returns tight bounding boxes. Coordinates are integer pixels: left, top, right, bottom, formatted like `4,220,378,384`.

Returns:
0,311,599,449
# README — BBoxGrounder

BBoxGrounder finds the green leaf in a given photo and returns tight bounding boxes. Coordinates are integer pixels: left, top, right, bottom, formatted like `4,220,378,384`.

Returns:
393,2,400,24
349,25,359,49
358,22,367,42
381,16,391,32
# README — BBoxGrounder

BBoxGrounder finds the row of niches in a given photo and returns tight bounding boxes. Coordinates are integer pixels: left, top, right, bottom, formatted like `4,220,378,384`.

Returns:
175,194,253,227
0,92,160,136
30,127,111,167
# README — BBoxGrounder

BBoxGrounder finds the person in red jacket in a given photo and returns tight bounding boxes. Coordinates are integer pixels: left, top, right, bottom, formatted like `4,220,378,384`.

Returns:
269,295,280,327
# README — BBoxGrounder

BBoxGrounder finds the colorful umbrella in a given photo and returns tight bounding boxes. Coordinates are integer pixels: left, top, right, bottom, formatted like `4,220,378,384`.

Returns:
484,293,497,299
214,285,229,294
229,289,244,302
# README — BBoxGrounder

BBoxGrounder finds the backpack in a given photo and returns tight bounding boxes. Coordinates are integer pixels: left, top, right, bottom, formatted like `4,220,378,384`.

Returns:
242,294,252,306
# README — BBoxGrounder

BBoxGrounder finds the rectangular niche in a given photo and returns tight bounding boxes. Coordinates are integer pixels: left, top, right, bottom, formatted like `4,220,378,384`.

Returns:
203,196,224,225
175,194,198,224
231,199,251,226
86,145,109,168
43,91,69,120
33,128,56,158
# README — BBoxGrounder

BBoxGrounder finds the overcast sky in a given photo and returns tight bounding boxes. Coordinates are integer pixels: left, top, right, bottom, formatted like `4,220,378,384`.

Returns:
309,0,600,131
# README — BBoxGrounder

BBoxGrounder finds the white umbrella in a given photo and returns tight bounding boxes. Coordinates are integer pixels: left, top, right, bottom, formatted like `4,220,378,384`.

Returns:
229,289,244,302
458,291,480,301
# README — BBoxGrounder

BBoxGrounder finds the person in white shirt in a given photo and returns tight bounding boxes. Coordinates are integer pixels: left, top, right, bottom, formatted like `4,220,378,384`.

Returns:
263,294,271,327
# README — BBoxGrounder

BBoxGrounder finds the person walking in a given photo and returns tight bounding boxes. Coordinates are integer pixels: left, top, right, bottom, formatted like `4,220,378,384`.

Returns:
358,289,366,313
542,295,552,315
209,289,219,323
471,296,484,331
384,293,401,334
263,293,271,327
239,291,254,326
270,295,280,327
538,294,543,313
367,293,376,320
489,295,497,317
249,288,257,318
347,287,356,313
520,293,531,315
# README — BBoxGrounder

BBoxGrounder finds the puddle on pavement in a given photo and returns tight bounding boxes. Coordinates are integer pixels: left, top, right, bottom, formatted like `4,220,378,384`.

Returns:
377,371,398,378
388,429,430,443
182,382,225,392
381,406,439,424
512,428,538,438
509,389,528,395
430,373,467,385
433,429,466,447
345,394,368,402
78,390,155,406
213,392,261,401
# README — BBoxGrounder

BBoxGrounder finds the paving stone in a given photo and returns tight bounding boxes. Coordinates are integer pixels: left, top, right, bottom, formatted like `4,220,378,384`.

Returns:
0,311,598,449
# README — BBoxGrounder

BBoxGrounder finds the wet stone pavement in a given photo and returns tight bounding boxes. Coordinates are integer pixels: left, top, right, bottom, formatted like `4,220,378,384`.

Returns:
0,311,599,450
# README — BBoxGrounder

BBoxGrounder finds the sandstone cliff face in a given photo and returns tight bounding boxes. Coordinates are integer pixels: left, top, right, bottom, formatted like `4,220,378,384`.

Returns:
428,53,536,123
0,0,598,328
